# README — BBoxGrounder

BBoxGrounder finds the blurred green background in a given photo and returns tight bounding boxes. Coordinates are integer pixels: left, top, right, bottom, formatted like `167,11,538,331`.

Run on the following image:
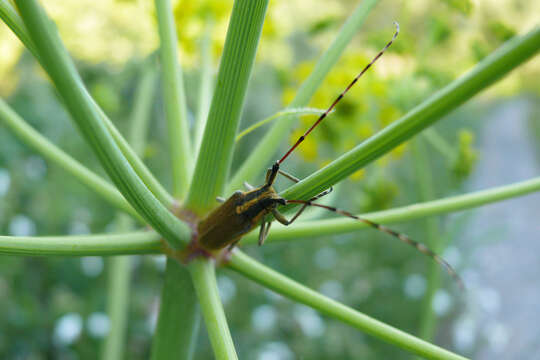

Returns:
0,0,539,359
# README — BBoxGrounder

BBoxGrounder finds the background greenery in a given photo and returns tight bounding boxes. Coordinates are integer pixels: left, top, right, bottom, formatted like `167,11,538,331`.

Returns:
0,0,538,359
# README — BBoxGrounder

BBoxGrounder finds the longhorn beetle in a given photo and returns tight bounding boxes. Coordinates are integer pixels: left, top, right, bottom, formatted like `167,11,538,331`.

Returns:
196,22,463,288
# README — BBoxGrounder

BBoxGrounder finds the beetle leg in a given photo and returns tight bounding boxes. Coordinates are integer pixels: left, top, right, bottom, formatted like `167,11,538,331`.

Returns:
272,188,333,226
258,220,272,246
277,169,300,183
277,169,333,199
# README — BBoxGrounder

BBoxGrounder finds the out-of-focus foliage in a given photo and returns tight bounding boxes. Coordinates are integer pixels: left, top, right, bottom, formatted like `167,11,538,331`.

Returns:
0,0,539,359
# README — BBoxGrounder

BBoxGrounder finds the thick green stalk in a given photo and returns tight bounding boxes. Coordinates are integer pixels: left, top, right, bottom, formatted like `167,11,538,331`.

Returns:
279,27,540,205
189,259,238,360
15,0,190,248
151,260,200,360
185,0,269,213
227,0,379,193
0,231,162,256
155,0,192,197
0,98,141,221
194,20,214,156
228,251,467,360
101,111,176,208
103,216,133,360
0,3,175,209
411,139,442,341
242,176,540,244
0,0,38,57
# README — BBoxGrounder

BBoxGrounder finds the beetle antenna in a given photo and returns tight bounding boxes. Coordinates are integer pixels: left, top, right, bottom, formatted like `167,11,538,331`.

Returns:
277,22,399,165
286,198,464,289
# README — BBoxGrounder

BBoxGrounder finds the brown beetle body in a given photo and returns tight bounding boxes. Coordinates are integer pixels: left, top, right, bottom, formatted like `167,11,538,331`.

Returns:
197,181,285,251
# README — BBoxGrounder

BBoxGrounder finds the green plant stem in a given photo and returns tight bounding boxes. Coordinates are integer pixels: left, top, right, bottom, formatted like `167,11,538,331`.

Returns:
0,231,162,256
235,108,328,143
228,250,467,360
104,64,157,360
226,0,379,193
0,3,175,209
2,177,538,257
411,138,442,341
0,0,38,58
185,0,269,214
155,0,192,197
103,215,133,360
0,98,141,221
194,19,214,156
102,111,176,208
242,176,540,244
189,259,238,360
422,128,455,163
279,26,540,208
151,260,200,360
15,0,190,248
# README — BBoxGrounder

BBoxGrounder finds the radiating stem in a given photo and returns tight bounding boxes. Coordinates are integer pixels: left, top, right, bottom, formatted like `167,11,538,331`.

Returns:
104,64,157,360
0,98,141,221
151,260,200,360
194,19,214,156
242,176,540,244
103,216,133,360
15,0,190,248
185,0,269,214
411,138,442,341
155,0,192,197
228,251,467,360
226,0,379,193
0,231,162,256
279,27,540,208
189,259,238,360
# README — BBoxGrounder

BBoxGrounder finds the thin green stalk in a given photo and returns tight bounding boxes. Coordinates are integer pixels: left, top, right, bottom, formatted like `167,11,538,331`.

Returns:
422,128,455,162
411,138,442,341
189,259,238,360
228,251,467,360
242,176,540,244
185,0,269,214
103,215,133,360
0,4,176,209
155,0,192,197
151,259,200,360
0,98,141,221
0,231,162,256
279,27,540,207
2,177,538,256
104,65,158,360
227,0,379,193
194,19,214,156
235,108,329,143
15,0,190,248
